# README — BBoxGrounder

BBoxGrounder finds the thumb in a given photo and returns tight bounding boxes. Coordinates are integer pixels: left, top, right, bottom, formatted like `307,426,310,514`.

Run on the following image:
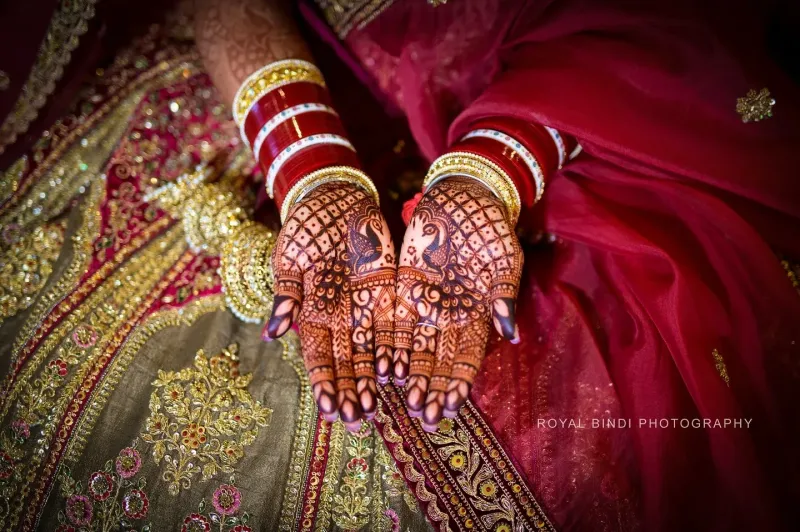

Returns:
266,275,302,339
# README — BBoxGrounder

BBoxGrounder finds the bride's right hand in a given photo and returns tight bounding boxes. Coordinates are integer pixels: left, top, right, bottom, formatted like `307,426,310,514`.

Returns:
266,182,396,432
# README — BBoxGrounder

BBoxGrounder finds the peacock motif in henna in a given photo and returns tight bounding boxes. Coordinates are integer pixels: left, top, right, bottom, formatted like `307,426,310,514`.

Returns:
394,177,523,431
267,183,396,431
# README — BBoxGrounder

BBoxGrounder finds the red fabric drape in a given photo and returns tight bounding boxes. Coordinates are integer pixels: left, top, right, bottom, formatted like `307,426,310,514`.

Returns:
333,0,800,529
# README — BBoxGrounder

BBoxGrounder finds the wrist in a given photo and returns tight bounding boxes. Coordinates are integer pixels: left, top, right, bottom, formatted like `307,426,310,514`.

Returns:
232,59,375,222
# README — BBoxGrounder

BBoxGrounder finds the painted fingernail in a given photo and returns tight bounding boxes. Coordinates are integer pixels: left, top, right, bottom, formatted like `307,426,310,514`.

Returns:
394,377,406,387
443,408,458,419
511,324,520,344
345,420,362,432
323,412,339,423
408,408,422,418
421,421,439,433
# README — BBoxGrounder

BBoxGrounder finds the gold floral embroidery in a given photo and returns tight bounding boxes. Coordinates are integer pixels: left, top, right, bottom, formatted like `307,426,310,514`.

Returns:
140,343,272,495
0,221,66,324
427,419,516,530
736,88,775,123
332,424,374,530
0,0,99,154
375,441,418,514
781,259,799,296
712,349,730,387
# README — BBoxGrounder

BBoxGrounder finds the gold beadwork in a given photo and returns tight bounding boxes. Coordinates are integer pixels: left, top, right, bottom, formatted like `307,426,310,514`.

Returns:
712,349,730,387
219,222,276,323
280,166,380,223
144,164,253,255
232,60,325,126
0,222,66,324
423,151,522,225
736,88,775,123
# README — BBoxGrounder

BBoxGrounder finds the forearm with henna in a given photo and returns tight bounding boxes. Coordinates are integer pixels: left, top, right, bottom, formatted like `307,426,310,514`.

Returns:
194,0,312,104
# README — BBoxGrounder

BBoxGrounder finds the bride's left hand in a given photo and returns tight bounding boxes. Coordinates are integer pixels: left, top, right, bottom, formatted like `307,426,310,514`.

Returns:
393,177,523,431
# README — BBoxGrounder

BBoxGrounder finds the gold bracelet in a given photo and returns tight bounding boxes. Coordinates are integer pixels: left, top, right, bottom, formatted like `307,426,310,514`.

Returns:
423,151,521,225
232,59,326,126
279,166,380,223
219,222,276,323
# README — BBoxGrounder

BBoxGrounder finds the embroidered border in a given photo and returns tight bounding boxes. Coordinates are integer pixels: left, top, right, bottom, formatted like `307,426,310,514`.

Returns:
0,0,99,154
312,0,398,39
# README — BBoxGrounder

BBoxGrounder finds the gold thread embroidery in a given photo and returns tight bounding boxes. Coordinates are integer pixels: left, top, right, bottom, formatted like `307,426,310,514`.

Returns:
781,259,799,296
63,295,227,464
314,420,346,531
278,330,319,532
332,424,374,530
312,0,398,39
140,343,272,495
712,349,730,387
0,156,28,204
0,228,188,530
0,222,66,325
0,0,99,154
736,88,775,123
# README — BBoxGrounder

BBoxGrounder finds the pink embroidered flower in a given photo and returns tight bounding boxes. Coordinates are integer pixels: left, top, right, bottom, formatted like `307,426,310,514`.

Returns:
71,324,98,349
65,494,93,526
88,471,115,501
181,513,211,532
115,447,141,478
122,489,149,519
231,526,252,532
212,484,241,515
0,450,14,479
48,359,68,377
11,418,29,439
384,508,400,532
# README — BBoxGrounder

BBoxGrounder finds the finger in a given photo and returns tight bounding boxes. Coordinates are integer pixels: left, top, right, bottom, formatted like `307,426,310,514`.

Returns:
393,269,423,386
351,285,378,420
299,321,338,422
266,249,303,338
406,323,437,417
491,295,517,342
491,239,523,341
444,318,490,418
332,312,364,432
373,283,396,386
422,325,459,432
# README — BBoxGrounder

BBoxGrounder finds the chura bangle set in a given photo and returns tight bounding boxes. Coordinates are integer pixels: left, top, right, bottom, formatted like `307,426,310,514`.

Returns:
232,59,379,222
422,118,578,226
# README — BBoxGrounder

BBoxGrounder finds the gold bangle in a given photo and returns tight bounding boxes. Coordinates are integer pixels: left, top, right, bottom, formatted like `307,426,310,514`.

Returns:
423,151,521,225
219,222,276,323
232,59,326,126
279,166,380,223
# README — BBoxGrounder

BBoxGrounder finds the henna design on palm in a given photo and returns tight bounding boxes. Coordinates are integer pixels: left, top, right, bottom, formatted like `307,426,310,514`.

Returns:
394,177,523,431
267,183,396,431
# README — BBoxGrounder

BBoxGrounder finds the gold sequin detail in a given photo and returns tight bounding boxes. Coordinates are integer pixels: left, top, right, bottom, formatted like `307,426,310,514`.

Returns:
736,88,775,123
0,222,65,324
712,349,730,387
424,151,522,225
0,0,98,154
140,343,273,495
312,0,397,39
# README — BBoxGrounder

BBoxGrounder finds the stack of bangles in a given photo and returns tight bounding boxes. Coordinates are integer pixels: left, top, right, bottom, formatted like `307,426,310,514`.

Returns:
423,118,579,226
232,59,379,222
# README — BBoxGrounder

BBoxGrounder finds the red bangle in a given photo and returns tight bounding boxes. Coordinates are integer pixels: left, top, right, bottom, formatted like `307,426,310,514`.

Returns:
256,112,347,168
242,82,333,144
450,137,536,207
271,144,362,209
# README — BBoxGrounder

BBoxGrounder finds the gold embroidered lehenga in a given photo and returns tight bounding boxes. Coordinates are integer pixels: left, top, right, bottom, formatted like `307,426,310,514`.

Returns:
0,14,545,532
